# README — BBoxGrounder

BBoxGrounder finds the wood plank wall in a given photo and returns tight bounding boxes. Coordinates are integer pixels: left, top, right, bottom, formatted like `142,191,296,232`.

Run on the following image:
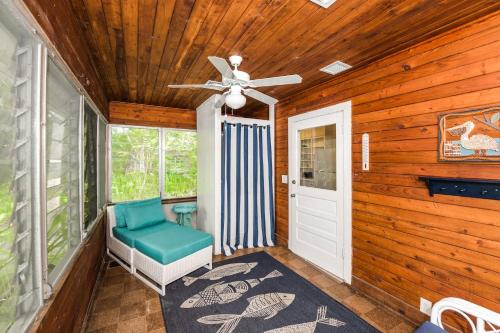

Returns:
29,216,106,333
109,102,196,129
255,11,500,328
22,0,108,114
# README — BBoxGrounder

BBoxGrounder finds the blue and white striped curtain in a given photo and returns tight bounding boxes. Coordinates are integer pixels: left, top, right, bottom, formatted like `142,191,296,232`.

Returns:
221,121,275,256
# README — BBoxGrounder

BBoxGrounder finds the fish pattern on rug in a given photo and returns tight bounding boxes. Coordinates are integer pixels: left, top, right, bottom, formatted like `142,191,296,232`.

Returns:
264,305,346,333
182,262,258,286
160,252,379,333
181,270,283,308
197,292,295,333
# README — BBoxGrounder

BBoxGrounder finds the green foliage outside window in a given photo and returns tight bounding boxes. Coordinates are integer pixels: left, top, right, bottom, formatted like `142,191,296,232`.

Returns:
0,183,16,332
164,130,197,198
111,127,197,202
111,127,160,202
0,21,19,328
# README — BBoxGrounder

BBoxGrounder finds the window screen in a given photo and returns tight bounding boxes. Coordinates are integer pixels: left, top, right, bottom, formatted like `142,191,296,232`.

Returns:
164,130,197,198
45,59,81,282
97,118,106,209
111,127,159,202
84,102,98,229
0,5,42,332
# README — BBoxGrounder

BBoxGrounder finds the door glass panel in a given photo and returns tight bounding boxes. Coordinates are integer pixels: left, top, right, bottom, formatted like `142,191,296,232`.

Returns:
299,124,336,190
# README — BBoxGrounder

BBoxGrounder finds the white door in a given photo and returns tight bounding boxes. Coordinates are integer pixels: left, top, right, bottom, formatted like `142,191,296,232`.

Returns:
288,103,350,280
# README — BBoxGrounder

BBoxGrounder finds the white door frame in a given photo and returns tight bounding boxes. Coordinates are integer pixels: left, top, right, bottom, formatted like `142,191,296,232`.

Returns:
287,101,352,284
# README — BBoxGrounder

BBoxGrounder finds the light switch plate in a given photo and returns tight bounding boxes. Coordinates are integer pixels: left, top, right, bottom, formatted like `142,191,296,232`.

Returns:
281,175,288,184
420,297,433,316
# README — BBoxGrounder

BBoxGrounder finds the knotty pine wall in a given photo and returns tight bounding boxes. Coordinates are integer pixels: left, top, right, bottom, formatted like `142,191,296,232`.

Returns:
109,102,196,129
258,11,500,328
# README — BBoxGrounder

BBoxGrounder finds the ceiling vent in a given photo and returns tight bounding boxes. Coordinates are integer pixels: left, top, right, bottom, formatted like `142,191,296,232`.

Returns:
320,61,352,75
310,0,337,8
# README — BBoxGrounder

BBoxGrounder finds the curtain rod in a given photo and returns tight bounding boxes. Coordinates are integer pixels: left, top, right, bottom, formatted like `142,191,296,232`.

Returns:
223,123,269,129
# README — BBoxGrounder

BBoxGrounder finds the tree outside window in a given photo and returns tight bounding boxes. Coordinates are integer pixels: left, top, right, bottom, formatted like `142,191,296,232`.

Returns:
164,130,197,198
111,127,160,202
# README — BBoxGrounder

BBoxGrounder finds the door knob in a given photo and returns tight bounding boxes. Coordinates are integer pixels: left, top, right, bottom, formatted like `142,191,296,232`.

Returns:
291,180,296,184
290,194,296,198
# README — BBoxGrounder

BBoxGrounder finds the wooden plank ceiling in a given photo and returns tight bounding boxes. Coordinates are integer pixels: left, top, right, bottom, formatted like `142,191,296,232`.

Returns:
71,0,500,111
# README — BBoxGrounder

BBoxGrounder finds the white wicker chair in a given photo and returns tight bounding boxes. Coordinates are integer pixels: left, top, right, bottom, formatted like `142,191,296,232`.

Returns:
430,297,500,333
106,206,213,295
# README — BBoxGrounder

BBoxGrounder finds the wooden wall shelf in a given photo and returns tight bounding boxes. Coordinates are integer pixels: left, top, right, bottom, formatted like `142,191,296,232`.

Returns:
419,177,500,200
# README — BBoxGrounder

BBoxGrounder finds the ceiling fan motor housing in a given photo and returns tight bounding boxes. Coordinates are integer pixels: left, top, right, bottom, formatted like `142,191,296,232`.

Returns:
229,55,243,67
233,69,250,82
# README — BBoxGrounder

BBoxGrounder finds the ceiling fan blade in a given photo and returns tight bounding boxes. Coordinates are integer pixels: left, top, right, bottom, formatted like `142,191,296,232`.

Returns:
208,56,234,79
244,89,278,105
249,74,302,87
168,83,224,91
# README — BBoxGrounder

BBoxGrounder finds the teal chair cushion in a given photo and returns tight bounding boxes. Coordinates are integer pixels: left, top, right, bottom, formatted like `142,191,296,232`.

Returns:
114,197,160,228
134,224,213,264
112,222,173,247
124,197,166,231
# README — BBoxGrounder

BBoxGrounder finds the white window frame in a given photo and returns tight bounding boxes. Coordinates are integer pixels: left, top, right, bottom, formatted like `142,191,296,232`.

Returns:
43,56,83,287
41,55,109,292
38,27,109,301
108,125,197,203
2,1,110,330
0,3,46,331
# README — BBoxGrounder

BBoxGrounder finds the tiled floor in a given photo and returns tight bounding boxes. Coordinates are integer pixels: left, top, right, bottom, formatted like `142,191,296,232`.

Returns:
85,246,416,333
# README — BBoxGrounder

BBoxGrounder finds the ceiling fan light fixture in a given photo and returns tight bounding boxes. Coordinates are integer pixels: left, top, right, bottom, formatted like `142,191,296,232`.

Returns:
225,93,246,110
225,86,246,109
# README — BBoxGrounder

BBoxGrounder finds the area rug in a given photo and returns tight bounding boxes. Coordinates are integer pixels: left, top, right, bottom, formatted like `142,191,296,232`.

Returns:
160,251,378,333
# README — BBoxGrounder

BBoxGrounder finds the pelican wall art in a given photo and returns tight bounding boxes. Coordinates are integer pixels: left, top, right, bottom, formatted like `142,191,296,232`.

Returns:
439,107,500,161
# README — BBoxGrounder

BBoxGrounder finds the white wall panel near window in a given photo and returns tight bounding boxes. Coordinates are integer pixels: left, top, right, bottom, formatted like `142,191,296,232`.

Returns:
0,2,42,332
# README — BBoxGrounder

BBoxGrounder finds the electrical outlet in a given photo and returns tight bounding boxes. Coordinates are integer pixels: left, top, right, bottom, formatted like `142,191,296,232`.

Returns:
281,175,288,184
420,297,433,316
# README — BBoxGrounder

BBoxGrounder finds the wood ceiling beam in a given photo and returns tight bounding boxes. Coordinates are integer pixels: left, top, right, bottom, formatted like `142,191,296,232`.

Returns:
109,101,196,129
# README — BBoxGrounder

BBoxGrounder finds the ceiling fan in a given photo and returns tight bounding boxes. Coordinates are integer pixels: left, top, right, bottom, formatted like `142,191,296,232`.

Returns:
168,55,302,109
